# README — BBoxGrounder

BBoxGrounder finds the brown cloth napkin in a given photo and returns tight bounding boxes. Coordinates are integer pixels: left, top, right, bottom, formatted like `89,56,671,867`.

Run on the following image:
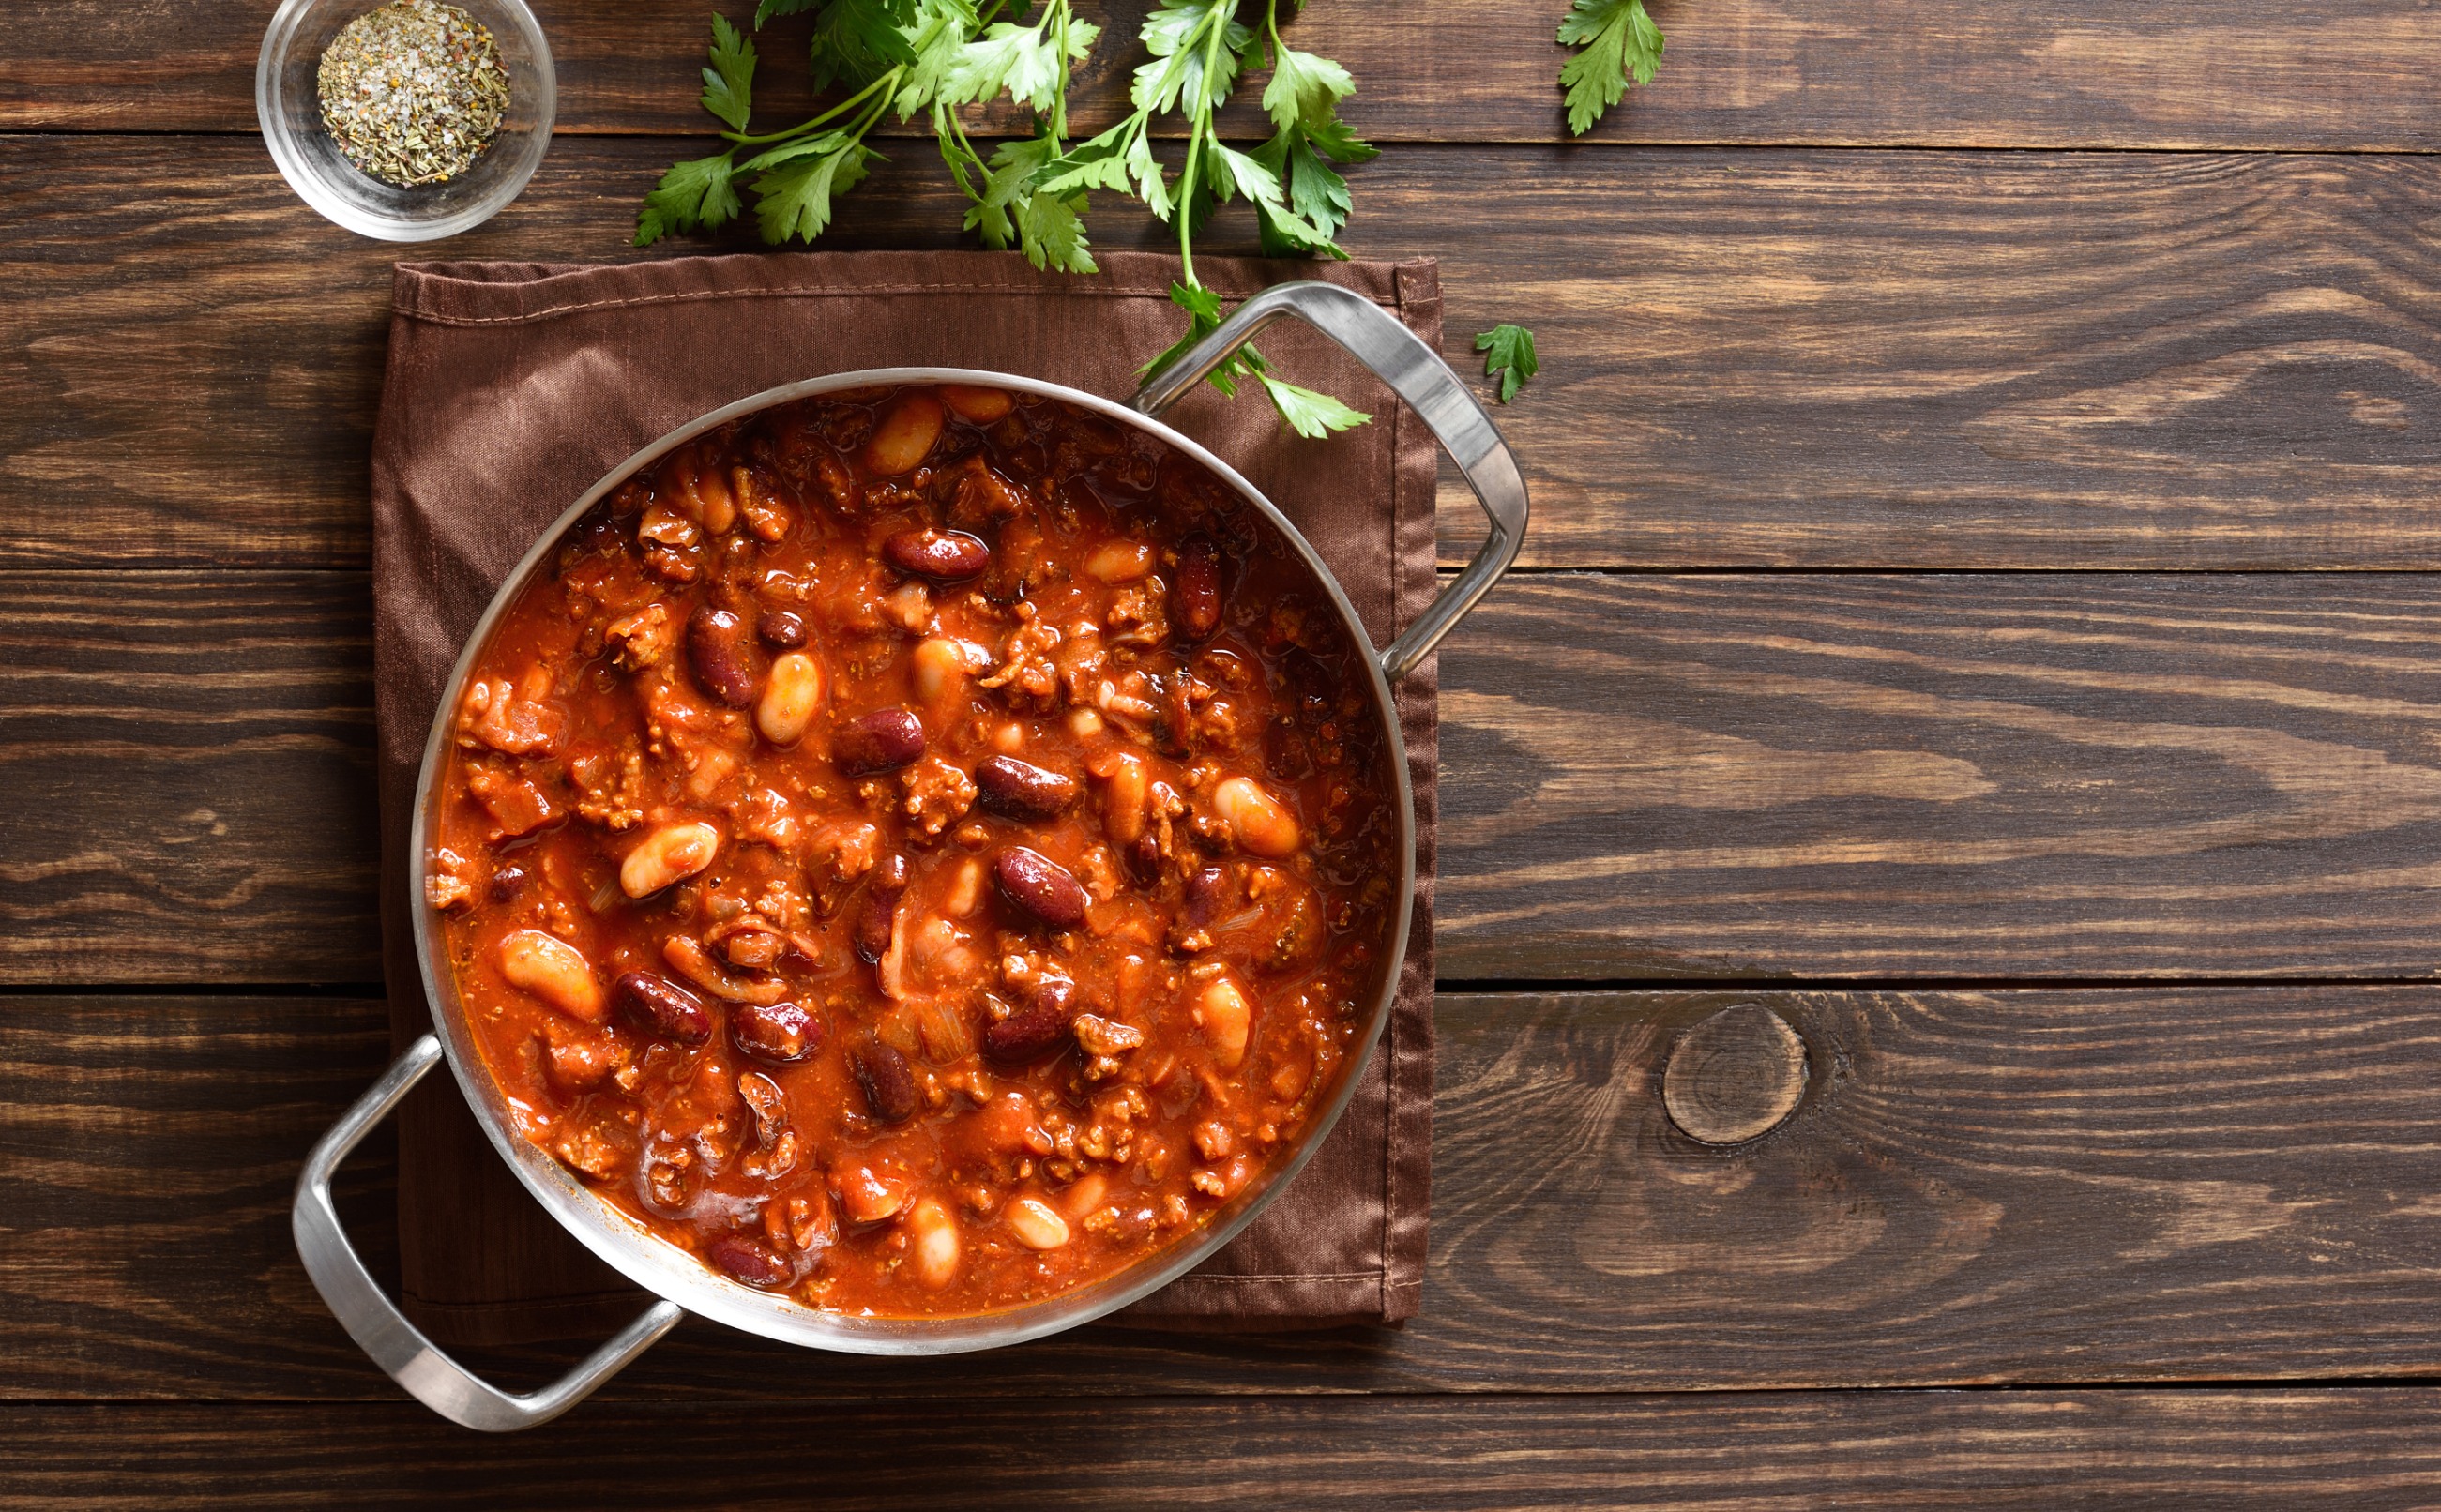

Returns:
371,250,1438,1346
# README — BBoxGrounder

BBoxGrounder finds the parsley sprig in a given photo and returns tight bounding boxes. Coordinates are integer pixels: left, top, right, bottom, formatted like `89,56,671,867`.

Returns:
1037,0,1373,435
636,0,1374,436
1556,0,1664,135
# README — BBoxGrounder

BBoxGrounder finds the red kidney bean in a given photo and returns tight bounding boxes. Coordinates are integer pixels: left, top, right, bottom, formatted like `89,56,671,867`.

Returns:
882,528,991,582
854,854,909,965
612,971,713,1046
994,846,1089,930
709,1235,792,1288
834,707,926,776
1123,834,1163,886
853,1039,920,1124
974,755,1079,820
1182,865,1230,925
687,603,758,707
755,608,808,648
732,1000,825,1064
1171,535,1222,640
982,975,1075,1062
487,861,530,904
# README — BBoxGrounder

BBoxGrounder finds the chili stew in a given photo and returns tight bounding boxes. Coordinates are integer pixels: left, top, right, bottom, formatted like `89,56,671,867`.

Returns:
427,383,1400,1317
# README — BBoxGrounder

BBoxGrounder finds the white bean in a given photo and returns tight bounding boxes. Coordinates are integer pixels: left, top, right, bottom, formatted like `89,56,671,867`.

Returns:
1005,1197,1071,1250
1084,539,1154,584
498,930,604,1023
939,384,1015,423
1193,975,1253,1070
911,636,990,703
865,392,946,475
620,820,720,898
1093,750,1150,844
688,459,736,534
837,1163,907,1224
755,650,826,745
907,1196,961,1287
944,856,986,917
1211,775,1299,858
1057,1172,1109,1222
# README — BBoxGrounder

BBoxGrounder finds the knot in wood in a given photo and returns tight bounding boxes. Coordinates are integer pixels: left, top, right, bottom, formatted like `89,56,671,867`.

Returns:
1662,1004,1808,1146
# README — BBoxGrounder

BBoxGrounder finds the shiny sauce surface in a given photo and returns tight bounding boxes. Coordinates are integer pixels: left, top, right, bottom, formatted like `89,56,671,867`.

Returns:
428,385,1398,1316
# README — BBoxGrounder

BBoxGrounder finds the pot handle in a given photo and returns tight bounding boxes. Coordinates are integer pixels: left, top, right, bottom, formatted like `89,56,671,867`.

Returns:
1132,280,1529,683
292,1032,684,1431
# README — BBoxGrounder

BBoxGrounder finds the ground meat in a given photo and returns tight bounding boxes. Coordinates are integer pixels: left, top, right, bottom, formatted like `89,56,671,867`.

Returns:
604,601,675,671
978,603,1061,707
465,761,559,838
945,454,1033,530
899,757,978,839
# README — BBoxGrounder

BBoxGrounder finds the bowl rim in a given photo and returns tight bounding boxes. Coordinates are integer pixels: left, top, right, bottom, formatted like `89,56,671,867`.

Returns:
408,368,1420,1353
255,0,556,243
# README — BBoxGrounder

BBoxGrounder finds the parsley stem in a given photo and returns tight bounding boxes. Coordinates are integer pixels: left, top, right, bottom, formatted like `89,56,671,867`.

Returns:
722,68,900,147
1172,1,1233,289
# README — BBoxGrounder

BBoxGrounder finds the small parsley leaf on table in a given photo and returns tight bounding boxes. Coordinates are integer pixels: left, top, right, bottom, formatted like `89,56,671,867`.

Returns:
1475,325,1539,403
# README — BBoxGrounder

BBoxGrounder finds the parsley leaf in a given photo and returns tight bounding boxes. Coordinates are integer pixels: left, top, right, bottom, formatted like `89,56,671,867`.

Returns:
948,10,1098,112
1256,373,1373,438
1260,43,1353,130
1475,324,1539,403
1248,114,1372,255
1141,281,1232,395
700,13,757,131
750,135,875,243
1010,189,1094,274
964,136,1097,273
635,151,743,246
1557,0,1663,136
1133,1,1252,115
806,0,919,91
888,0,978,117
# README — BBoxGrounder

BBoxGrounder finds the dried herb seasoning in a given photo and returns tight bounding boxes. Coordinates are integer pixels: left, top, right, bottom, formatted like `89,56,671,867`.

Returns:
317,0,510,189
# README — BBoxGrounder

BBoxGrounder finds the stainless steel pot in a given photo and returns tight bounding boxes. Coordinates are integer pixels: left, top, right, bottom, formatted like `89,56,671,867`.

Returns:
294,281,1528,1429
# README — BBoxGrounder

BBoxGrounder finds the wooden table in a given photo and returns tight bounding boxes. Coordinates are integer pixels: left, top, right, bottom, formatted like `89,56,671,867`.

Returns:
10,3,2441,1503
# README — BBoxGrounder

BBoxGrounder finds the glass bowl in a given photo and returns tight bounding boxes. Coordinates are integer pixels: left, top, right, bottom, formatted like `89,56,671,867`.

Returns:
256,0,554,241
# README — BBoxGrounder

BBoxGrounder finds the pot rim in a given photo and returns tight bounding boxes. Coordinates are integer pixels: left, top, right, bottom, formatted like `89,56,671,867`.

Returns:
407,367,1418,1354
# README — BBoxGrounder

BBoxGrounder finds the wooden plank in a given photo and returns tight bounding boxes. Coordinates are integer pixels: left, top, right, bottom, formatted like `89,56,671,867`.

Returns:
8,0,2441,151
17,988,2441,1400
10,1392,2441,1508
0,572,378,983
12,137,2441,573
1438,573,2441,978
20,570,2441,986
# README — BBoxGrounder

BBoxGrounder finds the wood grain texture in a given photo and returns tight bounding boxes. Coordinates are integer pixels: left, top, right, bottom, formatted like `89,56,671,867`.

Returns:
22,571,2441,985
10,141,2441,572
0,572,378,982
11,1391,2441,1508
18,987,2441,1400
1439,573,2441,977
8,0,2441,151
